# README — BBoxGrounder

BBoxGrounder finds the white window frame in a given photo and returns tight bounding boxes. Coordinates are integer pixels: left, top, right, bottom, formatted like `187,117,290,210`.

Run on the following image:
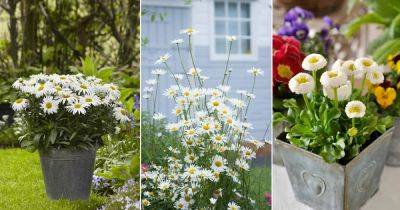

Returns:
210,0,257,61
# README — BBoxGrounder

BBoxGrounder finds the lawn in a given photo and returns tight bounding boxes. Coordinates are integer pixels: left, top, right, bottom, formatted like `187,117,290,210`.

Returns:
249,166,271,209
0,149,105,210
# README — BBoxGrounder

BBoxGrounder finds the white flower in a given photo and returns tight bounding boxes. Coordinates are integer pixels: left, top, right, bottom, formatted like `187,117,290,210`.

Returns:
211,134,226,144
302,54,327,71
180,28,198,35
210,198,217,205
142,199,151,206
187,68,202,76
332,59,344,71
153,113,166,120
235,159,250,170
166,123,180,132
320,69,348,88
355,57,377,73
247,67,263,76
211,155,226,172
163,86,179,98
158,180,171,191
67,102,87,115
113,107,130,122
184,165,200,179
323,81,352,101
171,39,184,44
172,74,184,80
288,73,315,94
151,69,167,75
227,201,241,210
146,79,157,86
155,54,170,65
342,60,365,78
366,69,384,85
226,36,237,41
345,100,366,118
40,97,59,114
80,94,101,106
12,98,29,111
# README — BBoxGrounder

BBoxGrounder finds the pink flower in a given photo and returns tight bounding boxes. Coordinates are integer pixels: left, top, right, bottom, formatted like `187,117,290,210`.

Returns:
265,192,272,206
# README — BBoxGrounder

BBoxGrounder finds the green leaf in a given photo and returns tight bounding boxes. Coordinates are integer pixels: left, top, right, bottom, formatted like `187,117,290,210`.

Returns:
80,57,97,76
390,14,400,38
130,154,140,176
48,129,57,144
290,124,314,137
97,67,115,82
120,88,134,101
372,38,400,63
273,112,285,126
376,124,386,133
344,12,389,37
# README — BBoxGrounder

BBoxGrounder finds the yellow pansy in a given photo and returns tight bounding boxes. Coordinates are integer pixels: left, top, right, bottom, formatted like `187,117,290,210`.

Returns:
374,86,397,109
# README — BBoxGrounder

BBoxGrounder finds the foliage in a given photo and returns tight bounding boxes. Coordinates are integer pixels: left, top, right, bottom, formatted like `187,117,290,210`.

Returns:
344,0,400,63
12,73,130,152
275,55,393,163
141,29,266,209
0,149,105,210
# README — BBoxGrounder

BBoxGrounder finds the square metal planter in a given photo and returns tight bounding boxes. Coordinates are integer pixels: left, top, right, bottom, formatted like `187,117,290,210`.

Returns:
276,128,393,210
386,117,400,166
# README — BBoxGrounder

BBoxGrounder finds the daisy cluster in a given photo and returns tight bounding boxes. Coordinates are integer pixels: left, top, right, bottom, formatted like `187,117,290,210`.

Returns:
289,54,384,119
142,28,265,209
11,73,129,123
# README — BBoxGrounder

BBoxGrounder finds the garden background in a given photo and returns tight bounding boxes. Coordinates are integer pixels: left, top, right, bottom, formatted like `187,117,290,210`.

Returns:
0,0,140,209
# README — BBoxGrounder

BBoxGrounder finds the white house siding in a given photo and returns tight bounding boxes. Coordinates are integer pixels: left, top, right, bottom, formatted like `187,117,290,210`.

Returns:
142,0,272,140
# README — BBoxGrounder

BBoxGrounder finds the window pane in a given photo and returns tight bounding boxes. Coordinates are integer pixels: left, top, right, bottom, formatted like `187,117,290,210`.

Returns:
228,21,238,35
240,3,250,18
241,39,251,54
215,2,225,17
228,2,237,17
230,39,239,54
241,21,250,36
215,21,225,35
216,38,226,54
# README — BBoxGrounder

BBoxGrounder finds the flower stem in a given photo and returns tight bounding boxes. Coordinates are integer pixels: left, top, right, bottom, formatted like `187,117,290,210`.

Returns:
221,41,233,86
303,94,312,114
360,73,367,98
176,43,192,88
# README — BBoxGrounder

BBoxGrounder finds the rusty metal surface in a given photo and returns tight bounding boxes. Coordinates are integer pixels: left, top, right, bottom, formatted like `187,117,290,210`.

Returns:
386,118,400,166
277,128,393,210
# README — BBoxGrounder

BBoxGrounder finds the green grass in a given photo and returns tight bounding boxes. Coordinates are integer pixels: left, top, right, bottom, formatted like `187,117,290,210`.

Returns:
249,166,271,210
0,149,106,210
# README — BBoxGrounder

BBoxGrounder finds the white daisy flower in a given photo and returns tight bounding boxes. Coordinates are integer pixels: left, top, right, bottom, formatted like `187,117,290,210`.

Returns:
12,78,25,89
166,123,180,132
187,67,202,76
211,155,226,172
226,36,237,41
184,153,198,163
288,73,315,94
228,201,241,210
151,69,167,76
235,159,250,171
67,102,87,115
180,28,198,35
302,54,327,71
81,94,101,106
155,54,170,65
320,69,348,88
12,98,29,111
172,74,184,80
247,67,264,76
345,100,366,118
153,113,166,121
146,79,157,86
171,39,184,44
229,98,245,108
163,86,179,98
323,81,352,101
40,97,59,114
211,134,226,144
142,199,151,206
158,180,171,191
174,199,189,209
113,107,130,122
366,69,384,85
183,165,200,179
242,147,256,159
210,198,217,205
332,59,344,71
354,57,377,73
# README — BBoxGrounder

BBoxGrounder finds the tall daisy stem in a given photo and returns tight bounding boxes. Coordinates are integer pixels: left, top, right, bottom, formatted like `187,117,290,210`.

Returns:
333,87,339,108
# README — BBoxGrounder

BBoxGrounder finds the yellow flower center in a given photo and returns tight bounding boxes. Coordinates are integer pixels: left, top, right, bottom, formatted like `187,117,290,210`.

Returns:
188,167,196,174
227,118,233,124
363,60,372,67
74,103,82,109
212,101,220,107
349,106,361,114
45,102,53,109
16,99,24,104
309,56,319,64
80,84,88,89
121,109,128,116
373,72,379,79
349,64,356,72
277,64,293,79
85,98,93,103
215,160,223,167
328,71,338,78
296,75,308,84
203,124,210,130
215,136,222,141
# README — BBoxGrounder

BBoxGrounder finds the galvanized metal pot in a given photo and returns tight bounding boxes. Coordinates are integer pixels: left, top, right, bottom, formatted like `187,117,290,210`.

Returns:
386,117,400,166
276,128,393,210
273,121,287,166
39,147,96,200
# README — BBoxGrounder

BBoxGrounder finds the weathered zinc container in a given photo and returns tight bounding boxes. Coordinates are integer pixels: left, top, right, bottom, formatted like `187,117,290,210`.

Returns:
276,128,393,210
273,121,287,166
39,147,96,200
386,118,400,166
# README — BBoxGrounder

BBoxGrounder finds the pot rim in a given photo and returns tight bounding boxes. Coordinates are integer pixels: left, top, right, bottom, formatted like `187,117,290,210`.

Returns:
275,127,394,168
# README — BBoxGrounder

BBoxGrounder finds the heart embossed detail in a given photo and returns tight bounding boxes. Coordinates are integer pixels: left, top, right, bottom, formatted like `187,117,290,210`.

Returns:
301,171,326,197
357,161,376,192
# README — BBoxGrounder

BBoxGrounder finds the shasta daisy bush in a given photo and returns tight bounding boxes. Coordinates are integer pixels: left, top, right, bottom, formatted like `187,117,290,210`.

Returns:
275,54,393,163
142,28,266,209
11,73,131,151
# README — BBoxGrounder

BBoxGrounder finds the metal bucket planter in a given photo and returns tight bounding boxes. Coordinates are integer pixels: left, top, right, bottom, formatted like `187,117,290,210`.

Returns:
39,147,97,200
273,121,288,166
276,128,393,210
386,117,400,166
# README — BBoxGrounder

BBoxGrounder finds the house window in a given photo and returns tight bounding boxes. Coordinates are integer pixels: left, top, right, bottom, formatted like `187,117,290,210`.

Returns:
214,0,251,55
